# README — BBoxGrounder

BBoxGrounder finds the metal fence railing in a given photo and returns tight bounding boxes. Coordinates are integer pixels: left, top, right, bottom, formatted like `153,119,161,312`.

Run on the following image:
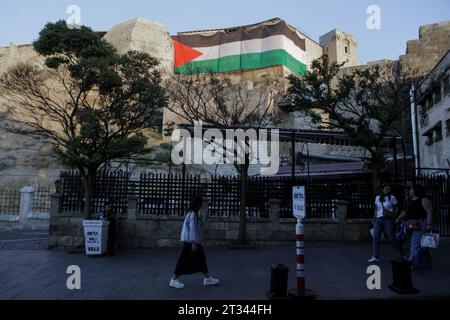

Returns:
55,170,450,235
0,189,21,215
31,186,52,213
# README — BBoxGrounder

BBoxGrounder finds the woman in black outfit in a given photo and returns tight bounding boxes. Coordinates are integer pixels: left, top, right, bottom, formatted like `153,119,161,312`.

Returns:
395,185,433,269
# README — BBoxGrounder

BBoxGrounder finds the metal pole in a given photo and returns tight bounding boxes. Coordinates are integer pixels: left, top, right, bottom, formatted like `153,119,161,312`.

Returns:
289,187,315,300
410,84,420,175
306,143,310,186
296,218,305,292
291,132,296,182
393,137,398,182
400,137,407,181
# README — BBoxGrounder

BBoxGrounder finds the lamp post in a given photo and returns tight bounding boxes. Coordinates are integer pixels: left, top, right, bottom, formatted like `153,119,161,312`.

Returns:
299,142,310,186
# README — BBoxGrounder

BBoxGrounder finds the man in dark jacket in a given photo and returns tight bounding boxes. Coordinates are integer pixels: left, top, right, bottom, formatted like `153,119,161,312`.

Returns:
104,201,117,256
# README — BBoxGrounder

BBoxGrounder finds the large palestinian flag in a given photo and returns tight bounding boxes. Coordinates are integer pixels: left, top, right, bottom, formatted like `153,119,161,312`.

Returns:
172,18,307,76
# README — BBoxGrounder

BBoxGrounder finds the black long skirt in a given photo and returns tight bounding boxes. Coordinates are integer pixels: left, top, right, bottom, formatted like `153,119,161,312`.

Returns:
174,242,208,276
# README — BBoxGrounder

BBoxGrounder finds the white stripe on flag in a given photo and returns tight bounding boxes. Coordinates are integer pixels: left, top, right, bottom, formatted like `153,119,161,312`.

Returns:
297,271,305,277
296,241,304,247
296,248,304,255
296,263,304,270
193,35,306,63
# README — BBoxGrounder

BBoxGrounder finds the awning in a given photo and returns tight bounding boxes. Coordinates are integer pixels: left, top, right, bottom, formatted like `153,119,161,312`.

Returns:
275,161,366,177
177,124,402,147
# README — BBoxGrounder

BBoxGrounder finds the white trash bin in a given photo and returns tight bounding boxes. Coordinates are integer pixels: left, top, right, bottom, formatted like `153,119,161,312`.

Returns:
82,220,109,255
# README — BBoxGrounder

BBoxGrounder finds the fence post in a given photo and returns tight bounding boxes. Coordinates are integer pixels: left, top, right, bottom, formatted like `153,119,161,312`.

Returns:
127,196,137,220
335,200,348,242
201,197,209,223
49,193,62,218
19,186,34,221
268,198,281,228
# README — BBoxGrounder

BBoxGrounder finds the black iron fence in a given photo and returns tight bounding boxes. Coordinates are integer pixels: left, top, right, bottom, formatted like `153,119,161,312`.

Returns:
137,173,202,216
0,189,20,215
57,171,366,219
58,170,129,216
56,170,449,235
31,186,52,212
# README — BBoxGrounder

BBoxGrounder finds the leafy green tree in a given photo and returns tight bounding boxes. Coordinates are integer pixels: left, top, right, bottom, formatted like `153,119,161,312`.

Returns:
287,55,416,192
0,21,166,217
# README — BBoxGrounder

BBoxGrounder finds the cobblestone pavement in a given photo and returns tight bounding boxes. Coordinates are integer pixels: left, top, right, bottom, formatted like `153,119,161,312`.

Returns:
0,238,449,300
0,231,48,250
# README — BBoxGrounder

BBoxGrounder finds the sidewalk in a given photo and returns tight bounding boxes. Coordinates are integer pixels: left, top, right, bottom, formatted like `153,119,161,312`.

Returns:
0,239,449,300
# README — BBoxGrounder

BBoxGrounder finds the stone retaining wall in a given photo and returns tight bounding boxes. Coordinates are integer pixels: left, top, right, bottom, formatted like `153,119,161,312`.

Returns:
48,195,371,250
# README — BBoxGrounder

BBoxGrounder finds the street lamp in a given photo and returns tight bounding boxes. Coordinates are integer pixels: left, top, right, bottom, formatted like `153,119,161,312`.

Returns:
299,160,306,173
299,142,310,184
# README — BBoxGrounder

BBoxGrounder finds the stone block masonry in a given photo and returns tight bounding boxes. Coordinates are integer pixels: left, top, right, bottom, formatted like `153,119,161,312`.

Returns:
0,186,50,232
48,195,371,250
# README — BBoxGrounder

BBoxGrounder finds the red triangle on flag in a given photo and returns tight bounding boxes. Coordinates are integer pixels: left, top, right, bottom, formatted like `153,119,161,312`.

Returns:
173,39,203,68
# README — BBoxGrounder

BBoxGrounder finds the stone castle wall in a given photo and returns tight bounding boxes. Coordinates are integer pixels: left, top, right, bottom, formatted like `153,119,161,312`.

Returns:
400,21,450,77
1,18,450,177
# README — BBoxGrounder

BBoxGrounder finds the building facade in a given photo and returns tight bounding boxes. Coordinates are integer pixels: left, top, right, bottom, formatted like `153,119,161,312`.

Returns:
414,49,450,171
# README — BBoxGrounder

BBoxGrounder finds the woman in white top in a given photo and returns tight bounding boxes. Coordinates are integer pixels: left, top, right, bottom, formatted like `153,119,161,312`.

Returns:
169,195,220,289
368,185,405,263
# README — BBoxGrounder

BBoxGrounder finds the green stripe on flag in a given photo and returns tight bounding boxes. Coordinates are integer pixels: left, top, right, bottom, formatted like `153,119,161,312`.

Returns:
175,49,307,76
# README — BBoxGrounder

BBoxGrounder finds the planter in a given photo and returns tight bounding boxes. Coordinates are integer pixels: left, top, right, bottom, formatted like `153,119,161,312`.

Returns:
82,220,109,255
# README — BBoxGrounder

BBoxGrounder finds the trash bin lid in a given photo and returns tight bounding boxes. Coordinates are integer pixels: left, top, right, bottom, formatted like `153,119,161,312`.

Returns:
82,220,108,227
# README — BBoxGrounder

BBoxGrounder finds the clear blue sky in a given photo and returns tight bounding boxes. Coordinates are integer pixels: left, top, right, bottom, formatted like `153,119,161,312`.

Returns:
1,0,449,63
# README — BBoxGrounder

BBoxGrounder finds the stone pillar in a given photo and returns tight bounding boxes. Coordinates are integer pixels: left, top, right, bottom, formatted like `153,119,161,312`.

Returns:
335,200,348,242
19,186,34,221
335,200,348,222
127,196,137,220
201,198,209,223
268,199,281,227
49,193,62,218
268,198,282,242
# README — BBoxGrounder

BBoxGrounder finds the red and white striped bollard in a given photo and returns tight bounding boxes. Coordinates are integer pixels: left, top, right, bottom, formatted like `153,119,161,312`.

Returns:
289,218,315,299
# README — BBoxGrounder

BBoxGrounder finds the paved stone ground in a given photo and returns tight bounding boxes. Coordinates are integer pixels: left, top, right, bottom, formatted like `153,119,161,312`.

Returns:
0,237,449,300
0,231,48,250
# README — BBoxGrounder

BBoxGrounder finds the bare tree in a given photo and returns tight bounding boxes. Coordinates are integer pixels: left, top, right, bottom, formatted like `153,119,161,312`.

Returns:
166,71,283,244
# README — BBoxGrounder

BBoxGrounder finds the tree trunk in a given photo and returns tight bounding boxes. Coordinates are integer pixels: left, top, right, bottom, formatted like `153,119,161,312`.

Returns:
371,151,384,199
238,163,249,245
82,168,97,219
372,165,381,199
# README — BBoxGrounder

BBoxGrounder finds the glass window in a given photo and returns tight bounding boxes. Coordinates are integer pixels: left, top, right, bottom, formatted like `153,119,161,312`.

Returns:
425,133,433,146
434,124,443,142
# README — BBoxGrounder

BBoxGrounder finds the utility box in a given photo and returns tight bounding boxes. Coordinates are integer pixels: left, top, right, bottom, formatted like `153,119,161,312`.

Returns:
267,263,289,299
82,220,109,256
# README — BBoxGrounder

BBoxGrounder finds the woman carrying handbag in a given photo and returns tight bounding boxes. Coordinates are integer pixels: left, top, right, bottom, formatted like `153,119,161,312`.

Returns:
395,184,433,269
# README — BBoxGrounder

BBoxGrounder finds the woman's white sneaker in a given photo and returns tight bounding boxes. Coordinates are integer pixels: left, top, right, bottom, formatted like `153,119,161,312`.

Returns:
170,278,186,289
203,276,220,286
367,257,380,263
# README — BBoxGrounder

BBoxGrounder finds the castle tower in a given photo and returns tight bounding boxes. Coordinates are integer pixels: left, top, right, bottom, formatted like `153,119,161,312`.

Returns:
102,18,173,75
319,29,361,67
